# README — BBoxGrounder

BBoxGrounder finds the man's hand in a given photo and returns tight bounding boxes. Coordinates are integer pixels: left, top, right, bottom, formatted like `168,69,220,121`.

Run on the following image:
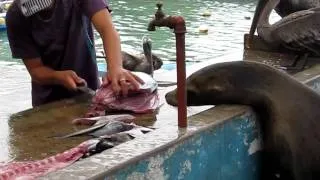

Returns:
103,67,144,97
54,70,85,90
91,8,143,96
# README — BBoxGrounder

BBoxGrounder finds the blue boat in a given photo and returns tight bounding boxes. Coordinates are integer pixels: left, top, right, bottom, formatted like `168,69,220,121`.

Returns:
0,25,5,31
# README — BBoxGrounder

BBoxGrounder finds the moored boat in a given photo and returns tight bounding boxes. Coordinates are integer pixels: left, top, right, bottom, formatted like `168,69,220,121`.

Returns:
0,0,13,31
0,13,5,31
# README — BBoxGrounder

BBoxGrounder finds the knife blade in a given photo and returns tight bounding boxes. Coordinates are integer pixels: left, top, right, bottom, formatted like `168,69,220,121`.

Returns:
76,81,96,96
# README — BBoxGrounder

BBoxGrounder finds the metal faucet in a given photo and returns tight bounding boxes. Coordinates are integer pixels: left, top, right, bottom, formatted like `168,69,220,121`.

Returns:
147,3,165,31
148,2,188,128
148,2,186,33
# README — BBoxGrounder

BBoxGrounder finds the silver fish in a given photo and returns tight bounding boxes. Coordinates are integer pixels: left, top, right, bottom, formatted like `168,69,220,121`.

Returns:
86,126,155,156
89,121,136,137
54,122,109,139
72,114,136,126
99,127,153,140
131,71,158,93
55,121,135,139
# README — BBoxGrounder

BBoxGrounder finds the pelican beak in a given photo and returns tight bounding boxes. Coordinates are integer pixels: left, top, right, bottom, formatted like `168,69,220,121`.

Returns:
247,0,268,47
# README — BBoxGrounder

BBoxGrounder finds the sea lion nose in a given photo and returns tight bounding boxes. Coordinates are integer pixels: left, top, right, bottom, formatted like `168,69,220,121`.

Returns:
165,90,178,106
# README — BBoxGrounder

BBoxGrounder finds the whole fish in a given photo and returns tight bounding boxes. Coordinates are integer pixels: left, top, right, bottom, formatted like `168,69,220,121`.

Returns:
88,126,155,154
72,114,136,126
54,122,109,139
99,127,154,142
55,121,136,139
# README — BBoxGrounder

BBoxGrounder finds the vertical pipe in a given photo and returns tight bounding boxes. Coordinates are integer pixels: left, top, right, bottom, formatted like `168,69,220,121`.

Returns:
147,2,187,128
175,32,187,128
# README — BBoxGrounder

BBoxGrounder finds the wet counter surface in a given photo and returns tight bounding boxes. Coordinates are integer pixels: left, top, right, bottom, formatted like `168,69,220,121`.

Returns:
5,85,212,162
7,95,92,162
2,51,240,163
42,104,251,180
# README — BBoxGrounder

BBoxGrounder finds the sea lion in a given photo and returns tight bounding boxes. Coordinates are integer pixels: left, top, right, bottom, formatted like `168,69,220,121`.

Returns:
165,61,320,180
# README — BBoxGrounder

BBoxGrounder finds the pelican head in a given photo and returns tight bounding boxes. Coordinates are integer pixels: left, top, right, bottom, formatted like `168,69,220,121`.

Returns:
142,36,154,76
248,0,280,41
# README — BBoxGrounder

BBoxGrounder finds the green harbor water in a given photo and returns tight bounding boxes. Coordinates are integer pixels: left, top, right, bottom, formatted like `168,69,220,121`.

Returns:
0,0,281,162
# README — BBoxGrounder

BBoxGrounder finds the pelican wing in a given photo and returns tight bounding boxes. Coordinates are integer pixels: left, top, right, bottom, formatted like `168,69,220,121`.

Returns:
122,51,143,71
271,9,320,55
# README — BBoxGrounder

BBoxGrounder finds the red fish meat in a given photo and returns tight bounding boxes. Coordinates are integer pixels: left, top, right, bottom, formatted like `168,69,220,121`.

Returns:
85,72,160,117
0,139,99,180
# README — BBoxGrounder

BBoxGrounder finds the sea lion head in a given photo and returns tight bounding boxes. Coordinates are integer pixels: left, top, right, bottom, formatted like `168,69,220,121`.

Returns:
165,61,275,106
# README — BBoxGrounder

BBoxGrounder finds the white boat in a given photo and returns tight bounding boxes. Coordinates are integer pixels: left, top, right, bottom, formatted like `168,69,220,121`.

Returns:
0,0,13,31
0,13,5,31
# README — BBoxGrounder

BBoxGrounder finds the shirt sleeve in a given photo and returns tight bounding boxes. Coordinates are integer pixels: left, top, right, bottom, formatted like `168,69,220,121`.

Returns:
5,3,40,59
79,0,112,20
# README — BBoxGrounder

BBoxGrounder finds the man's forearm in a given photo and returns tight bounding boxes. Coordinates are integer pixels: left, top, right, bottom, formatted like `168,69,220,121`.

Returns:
102,29,123,71
23,58,59,85
29,66,60,85
91,9,123,72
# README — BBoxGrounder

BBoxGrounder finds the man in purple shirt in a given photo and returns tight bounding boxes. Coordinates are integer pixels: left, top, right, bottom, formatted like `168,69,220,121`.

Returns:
6,0,142,107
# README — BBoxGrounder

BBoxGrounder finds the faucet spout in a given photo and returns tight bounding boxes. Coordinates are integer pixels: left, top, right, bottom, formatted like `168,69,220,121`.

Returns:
148,2,187,128
147,2,186,33
147,2,165,31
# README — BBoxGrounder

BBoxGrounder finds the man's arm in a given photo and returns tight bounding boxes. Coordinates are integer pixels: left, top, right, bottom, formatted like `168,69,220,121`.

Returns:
23,58,58,84
91,9,122,73
91,9,143,96
23,58,84,90
6,2,84,90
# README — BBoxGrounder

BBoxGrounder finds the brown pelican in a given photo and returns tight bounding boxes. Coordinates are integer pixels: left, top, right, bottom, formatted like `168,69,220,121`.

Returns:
275,0,320,17
97,37,163,76
249,0,320,70
122,36,162,76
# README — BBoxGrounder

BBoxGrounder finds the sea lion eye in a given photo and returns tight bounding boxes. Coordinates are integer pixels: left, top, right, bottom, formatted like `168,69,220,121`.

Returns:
210,85,225,92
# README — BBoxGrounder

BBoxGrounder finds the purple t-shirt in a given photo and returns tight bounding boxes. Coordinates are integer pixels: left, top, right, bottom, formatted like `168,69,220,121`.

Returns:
6,0,110,106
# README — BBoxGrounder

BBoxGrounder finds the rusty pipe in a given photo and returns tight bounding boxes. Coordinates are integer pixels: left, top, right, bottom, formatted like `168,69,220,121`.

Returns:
148,2,187,128
175,25,187,128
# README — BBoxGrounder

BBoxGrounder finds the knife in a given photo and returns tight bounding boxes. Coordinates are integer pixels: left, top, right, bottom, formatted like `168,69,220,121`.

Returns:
76,81,96,96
